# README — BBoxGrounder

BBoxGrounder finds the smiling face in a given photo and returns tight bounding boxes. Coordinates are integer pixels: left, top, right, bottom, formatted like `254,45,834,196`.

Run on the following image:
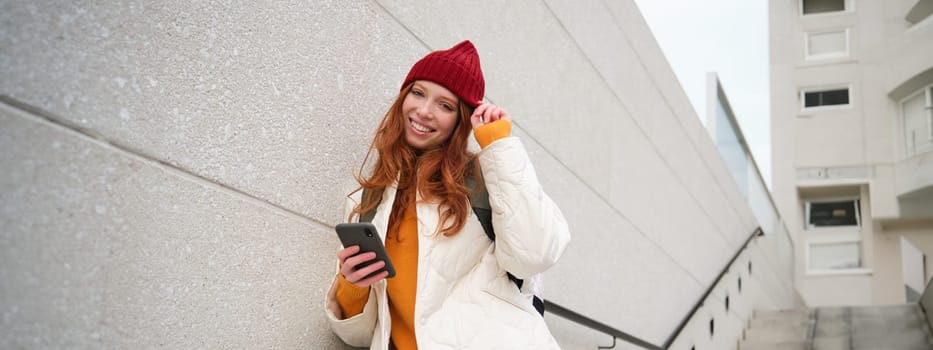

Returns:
401,80,461,150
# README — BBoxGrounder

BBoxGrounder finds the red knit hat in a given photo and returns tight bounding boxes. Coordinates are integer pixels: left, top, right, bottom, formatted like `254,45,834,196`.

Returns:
402,40,485,108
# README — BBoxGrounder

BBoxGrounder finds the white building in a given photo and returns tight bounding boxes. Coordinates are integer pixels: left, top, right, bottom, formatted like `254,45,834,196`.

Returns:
770,0,933,306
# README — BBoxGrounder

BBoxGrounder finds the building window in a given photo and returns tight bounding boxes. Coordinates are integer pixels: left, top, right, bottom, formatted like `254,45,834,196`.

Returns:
805,29,848,60
803,191,863,272
801,0,846,15
806,201,863,271
802,87,850,109
806,199,860,228
902,84,933,157
808,240,861,270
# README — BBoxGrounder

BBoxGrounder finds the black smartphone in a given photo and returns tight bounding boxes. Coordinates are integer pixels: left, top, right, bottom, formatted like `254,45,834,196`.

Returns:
335,223,396,279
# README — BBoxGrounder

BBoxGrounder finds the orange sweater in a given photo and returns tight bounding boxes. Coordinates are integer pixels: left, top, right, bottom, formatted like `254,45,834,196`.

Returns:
335,120,512,349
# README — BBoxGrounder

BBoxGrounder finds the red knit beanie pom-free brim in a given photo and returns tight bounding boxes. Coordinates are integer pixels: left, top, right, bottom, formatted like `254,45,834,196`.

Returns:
402,40,485,108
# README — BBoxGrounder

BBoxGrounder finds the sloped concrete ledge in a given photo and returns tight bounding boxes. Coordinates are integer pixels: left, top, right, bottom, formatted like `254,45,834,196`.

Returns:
0,100,350,349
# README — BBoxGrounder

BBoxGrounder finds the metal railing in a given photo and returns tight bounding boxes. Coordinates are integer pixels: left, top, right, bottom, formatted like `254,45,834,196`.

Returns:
546,226,764,349
546,301,662,350
660,227,763,348
918,273,933,335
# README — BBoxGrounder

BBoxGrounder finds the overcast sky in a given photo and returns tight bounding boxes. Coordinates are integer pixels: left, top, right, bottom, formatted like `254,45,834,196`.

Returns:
632,0,772,188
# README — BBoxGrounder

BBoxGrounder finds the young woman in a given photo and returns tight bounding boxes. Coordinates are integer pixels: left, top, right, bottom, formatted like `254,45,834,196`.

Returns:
324,40,571,349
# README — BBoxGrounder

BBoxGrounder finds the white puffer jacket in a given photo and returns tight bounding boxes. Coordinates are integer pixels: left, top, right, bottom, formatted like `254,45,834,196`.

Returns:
325,137,571,349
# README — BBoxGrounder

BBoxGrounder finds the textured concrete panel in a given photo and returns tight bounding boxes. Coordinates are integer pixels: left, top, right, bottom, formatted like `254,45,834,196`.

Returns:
1,0,802,347
608,113,735,284
548,0,756,249
745,242,795,304
600,0,760,232
519,126,703,344
376,1,795,342
0,104,348,349
379,0,742,287
602,0,709,155
544,312,620,350
763,249,797,300
377,0,620,196
0,0,425,225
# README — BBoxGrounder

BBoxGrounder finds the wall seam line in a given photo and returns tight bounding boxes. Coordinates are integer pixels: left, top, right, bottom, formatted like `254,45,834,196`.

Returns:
601,0,755,235
0,95,335,232
541,0,730,285
372,0,703,287
363,1,767,299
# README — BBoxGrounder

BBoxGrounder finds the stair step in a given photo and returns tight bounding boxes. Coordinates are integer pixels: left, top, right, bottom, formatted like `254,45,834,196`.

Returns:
850,328,932,348
827,306,921,322
739,340,809,350
754,309,811,320
744,326,810,342
811,335,849,350
849,303,923,316
749,318,811,329
741,336,933,350
813,319,848,337
742,304,933,350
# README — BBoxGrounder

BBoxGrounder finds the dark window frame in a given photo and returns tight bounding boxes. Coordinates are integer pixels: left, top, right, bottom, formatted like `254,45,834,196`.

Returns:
806,199,861,228
801,0,846,15
804,88,850,108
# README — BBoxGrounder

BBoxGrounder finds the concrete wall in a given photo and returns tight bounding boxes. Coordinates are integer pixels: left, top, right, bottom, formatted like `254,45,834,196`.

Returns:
873,220,933,304
770,0,933,307
1,1,799,349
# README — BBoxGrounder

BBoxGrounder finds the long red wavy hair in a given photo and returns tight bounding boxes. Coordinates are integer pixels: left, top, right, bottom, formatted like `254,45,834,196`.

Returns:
349,82,478,236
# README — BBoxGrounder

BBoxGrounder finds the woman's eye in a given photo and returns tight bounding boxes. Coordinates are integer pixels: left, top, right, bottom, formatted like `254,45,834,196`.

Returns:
411,90,424,97
441,104,454,112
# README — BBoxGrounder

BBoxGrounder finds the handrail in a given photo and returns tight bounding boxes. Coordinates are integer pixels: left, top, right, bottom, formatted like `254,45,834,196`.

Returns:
661,226,763,348
546,227,764,349
917,269,933,333
546,301,663,350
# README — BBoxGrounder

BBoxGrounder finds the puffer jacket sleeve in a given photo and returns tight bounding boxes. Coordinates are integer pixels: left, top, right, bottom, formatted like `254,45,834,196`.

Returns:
323,193,377,347
324,273,378,347
478,136,571,279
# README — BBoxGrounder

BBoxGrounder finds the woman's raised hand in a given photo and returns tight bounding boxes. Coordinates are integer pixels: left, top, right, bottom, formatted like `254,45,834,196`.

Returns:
470,103,510,129
337,245,389,287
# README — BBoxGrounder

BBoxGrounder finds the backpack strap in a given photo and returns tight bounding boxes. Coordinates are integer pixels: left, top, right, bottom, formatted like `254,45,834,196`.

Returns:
466,175,546,316
465,176,496,242
359,188,377,223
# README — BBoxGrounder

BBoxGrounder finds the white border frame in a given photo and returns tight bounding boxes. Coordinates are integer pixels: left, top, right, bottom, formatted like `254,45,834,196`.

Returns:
800,84,853,112
804,28,850,61
805,236,864,273
799,0,853,17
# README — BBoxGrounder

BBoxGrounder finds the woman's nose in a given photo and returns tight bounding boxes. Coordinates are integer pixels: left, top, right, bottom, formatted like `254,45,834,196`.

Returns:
416,102,432,118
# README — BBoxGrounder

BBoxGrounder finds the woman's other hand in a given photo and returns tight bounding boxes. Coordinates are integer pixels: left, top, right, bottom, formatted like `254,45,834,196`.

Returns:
470,103,510,129
337,245,389,287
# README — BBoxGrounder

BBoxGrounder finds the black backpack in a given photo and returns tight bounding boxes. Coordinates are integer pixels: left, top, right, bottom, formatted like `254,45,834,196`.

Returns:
359,176,546,316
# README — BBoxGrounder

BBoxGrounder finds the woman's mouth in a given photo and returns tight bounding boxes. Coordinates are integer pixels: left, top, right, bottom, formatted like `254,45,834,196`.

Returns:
410,118,434,133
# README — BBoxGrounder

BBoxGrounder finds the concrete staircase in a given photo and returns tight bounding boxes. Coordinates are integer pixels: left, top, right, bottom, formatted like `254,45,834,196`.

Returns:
740,304,933,350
